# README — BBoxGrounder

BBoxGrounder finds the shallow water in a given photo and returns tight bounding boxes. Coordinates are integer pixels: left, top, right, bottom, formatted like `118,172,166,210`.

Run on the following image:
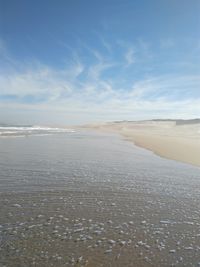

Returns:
0,130,200,266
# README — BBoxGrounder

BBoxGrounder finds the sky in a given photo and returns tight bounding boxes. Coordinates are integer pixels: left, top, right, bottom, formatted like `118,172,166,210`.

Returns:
0,0,200,125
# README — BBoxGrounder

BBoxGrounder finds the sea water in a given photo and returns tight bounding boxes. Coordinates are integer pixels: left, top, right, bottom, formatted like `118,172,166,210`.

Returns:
0,130,200,266
0,129,199,195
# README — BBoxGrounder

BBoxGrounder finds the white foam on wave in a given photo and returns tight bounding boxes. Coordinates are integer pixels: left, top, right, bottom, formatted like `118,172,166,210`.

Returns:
0,125,75,137
0,126,74,131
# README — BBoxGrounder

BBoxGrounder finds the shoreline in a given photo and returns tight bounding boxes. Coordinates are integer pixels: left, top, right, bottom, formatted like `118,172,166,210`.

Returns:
1,128,200,266
83,121,200,168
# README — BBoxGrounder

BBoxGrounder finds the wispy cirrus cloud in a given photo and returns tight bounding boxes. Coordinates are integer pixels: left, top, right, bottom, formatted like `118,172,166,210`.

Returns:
125,47,135,66
0,37,200,125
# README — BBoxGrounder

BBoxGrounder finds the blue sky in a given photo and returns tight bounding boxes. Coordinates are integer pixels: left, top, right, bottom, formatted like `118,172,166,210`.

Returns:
0,0,200,125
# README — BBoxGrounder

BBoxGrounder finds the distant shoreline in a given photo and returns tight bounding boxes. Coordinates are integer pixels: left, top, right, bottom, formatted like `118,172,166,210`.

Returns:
83,120,200,168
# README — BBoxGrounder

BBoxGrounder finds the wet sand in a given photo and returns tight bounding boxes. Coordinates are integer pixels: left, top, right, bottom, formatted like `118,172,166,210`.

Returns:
84,120,200,167
0,131,200,266
1,187,200,267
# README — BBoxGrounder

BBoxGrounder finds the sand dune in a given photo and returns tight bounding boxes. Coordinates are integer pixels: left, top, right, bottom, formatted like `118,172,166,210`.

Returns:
84,120,200,167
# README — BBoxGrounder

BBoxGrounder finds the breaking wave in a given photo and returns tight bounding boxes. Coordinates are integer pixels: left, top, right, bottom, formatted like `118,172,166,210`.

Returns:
0,125,75,137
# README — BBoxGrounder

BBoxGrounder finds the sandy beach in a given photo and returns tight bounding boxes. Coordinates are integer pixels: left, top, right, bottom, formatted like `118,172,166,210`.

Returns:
84,120,200,167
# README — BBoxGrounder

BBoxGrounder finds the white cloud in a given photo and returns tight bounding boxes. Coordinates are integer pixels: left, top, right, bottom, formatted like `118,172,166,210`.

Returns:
100,37,112,52
125,47,135,66
0,39,200,125
1,64,199,125
129,75,200,100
